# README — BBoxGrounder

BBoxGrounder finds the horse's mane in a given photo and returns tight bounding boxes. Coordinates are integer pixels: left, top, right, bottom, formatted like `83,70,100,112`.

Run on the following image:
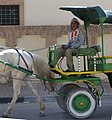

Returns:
32,53,52,78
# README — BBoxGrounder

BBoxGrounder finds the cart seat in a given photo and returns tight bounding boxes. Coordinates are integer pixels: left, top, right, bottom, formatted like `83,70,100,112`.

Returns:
75,45,101,57
48,45,101,68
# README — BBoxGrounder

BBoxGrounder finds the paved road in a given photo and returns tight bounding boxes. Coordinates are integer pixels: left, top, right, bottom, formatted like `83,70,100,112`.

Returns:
0,79,112,120
0,98,112,120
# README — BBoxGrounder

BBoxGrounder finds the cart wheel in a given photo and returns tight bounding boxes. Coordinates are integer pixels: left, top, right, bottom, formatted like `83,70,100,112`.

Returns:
57,84,80,111
66,88,97,119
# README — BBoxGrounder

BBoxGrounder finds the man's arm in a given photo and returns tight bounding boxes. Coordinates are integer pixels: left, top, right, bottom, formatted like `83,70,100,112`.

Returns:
70,30,85,49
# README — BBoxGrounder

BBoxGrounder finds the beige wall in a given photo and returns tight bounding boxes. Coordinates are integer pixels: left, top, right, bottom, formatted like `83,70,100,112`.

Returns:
24,0,112,25
1,0,111,25
17,35,46,51
97,34,112,56
0,25,111,65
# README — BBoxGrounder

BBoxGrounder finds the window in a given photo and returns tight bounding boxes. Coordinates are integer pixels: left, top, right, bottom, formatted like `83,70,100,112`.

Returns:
0,5,19,25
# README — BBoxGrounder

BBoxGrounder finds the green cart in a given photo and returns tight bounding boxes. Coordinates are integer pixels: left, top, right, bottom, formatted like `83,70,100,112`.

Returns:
48,6,112,119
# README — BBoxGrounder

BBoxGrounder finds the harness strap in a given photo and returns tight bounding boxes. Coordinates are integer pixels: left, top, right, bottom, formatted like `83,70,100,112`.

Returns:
23,49,33,59
14,48,20,67
14,48,29,69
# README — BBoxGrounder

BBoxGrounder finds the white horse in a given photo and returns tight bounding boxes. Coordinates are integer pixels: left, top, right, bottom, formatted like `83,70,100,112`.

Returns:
0,48,54,117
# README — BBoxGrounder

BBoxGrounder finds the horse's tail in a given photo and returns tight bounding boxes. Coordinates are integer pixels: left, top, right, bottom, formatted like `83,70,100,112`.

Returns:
32,54,55,91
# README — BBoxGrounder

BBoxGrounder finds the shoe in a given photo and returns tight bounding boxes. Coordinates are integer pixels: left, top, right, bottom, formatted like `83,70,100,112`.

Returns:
65,69,75,72
50,65,54,68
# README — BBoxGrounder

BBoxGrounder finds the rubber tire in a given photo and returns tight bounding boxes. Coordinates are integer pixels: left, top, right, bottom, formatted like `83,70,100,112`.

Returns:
57,84,80,111
66,88,97,119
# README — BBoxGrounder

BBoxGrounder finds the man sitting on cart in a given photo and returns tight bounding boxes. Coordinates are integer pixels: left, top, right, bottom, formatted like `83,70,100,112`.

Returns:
56,18,86,72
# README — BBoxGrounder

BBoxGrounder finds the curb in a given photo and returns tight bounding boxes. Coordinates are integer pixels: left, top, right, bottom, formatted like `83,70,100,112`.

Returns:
0,95,56,103
0,97,24,103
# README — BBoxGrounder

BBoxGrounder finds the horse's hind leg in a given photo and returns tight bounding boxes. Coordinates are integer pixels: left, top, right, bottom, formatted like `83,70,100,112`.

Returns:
3,80,21,118
26,81,45,117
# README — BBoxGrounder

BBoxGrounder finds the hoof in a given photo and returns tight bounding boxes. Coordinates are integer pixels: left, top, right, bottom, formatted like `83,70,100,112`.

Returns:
39,112,45,117
3,114,9,118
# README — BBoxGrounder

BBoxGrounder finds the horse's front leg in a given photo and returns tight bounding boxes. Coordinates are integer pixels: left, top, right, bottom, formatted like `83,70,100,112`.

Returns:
26,81,45,117
3,80,21,118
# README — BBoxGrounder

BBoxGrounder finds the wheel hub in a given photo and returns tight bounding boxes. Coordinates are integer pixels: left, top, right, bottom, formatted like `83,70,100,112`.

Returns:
72,94,91,112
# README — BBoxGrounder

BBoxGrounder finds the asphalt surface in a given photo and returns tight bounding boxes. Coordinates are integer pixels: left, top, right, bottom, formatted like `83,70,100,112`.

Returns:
0,79,112,120
0,102,112,120
0,81,55,103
